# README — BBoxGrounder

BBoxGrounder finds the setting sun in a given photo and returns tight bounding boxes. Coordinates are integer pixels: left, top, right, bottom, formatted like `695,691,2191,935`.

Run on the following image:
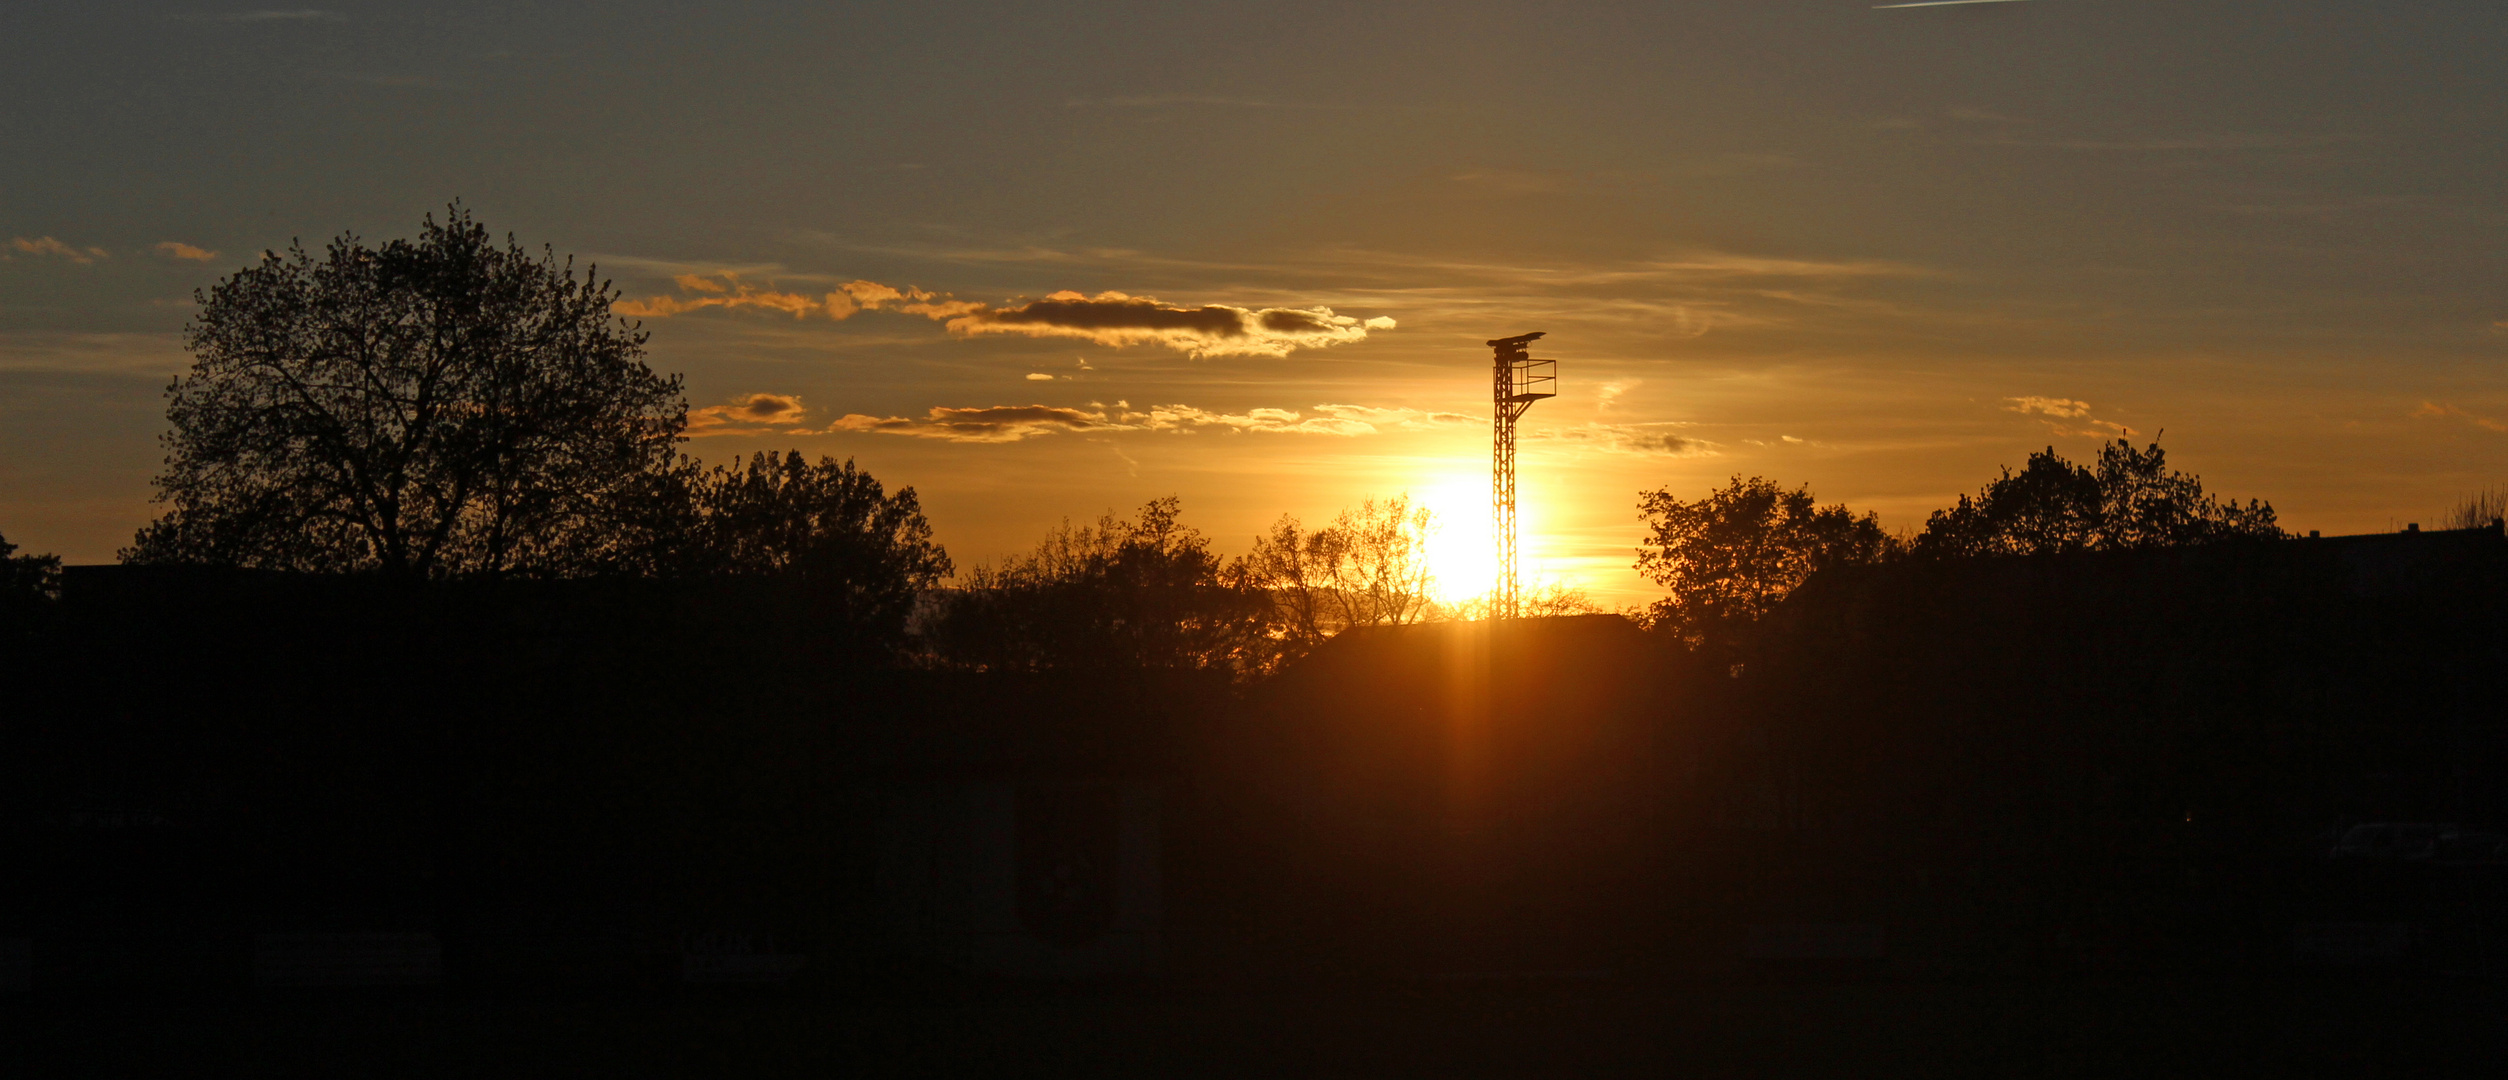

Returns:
1414,480,1495,607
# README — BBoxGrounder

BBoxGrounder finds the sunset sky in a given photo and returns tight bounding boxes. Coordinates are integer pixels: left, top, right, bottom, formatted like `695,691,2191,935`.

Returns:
5,1,2504,604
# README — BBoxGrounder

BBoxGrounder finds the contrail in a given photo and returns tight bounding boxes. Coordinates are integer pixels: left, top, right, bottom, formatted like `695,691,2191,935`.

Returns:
1874,0,2034,8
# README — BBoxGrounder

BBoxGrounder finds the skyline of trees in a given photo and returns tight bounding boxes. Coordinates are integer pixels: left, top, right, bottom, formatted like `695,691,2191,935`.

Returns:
51,203,2458,672
929,496,1276,674
1634,440,2292,647
1912,439,2282,559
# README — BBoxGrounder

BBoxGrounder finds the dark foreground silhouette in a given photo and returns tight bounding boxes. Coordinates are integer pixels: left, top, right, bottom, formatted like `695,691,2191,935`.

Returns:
6,526,2506,1073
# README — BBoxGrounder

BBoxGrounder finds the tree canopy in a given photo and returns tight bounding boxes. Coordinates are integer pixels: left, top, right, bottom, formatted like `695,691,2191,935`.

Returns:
1241,494,1439,648
124,205,686,578
1913,439,2281,558
676,451,952,651
1634,476,1895,642
933,497,1274,674
1,529,62,636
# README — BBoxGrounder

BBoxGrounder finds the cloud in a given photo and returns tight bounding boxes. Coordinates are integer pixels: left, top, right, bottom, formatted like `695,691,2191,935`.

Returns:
0,330,187,374
1450,158,1785,194
687,393,809,435
8,237,109,264
153,241,217,261
1061,94,1374,111
831,405,1115,443
1534,423,1719,457
1025,373,1057,381
1128,404,1372,436
2003,396,2091,419
1450,168,1581,195
1946,105,2020,123
828,400,1470,444
1988,133,2361,153
618,275,1394,358
948,290,1388,357
615,273,821,319
177,9,345,22
2005,395,2132,437
1300,403,1478,432
2411,401,2508,433
835,279,987,319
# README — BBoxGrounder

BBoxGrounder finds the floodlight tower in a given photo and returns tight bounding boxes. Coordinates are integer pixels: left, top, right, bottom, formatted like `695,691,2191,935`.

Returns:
1489,331,1555,619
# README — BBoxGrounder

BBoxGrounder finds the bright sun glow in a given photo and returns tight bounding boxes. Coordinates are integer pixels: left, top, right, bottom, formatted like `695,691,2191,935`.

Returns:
1409,474,1582,609
1415,479,1497,606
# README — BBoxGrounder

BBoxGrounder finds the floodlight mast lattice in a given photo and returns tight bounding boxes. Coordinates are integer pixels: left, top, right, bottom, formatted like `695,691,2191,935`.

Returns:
1489,331,1555,620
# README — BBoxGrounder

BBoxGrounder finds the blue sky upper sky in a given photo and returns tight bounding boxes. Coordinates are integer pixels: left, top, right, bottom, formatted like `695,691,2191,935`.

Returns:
5,1,2504,603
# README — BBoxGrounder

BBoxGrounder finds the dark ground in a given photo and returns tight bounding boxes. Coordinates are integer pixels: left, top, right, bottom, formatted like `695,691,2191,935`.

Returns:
15,976,2505,1078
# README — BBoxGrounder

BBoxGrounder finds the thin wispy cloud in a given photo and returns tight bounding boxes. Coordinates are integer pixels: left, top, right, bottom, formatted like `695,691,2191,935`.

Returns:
615,273,824,319
0,331,186,374
2411,401,2508,434
1532,423,1719,458
176,9,345,22
1304,248,1927,286
1450,156,1790,193
153,241,218,262
1062,94,1390,111
1297,404,1478,432
830,405,1115,443
2004,396,2091,419
1874,0,2033,9
829,401,1473,444
7,237,109,264
1987,133,2363,153
2005,395,2133,437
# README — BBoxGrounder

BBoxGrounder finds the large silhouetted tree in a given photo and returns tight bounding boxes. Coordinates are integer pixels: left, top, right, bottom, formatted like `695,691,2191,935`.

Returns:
1914,439,2281,558
123,205,687,578
935,497,1274,673
1635,476,1895,643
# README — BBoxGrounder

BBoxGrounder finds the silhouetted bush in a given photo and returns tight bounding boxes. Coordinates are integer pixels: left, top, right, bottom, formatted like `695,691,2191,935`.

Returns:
931,497,1277,675
1635,475,1895,645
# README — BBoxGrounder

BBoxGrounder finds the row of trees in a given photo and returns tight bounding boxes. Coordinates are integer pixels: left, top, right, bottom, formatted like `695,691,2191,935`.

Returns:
99,207,1525,674
1635,439,2287,643
49,205,2410,674
926,494,1599,675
